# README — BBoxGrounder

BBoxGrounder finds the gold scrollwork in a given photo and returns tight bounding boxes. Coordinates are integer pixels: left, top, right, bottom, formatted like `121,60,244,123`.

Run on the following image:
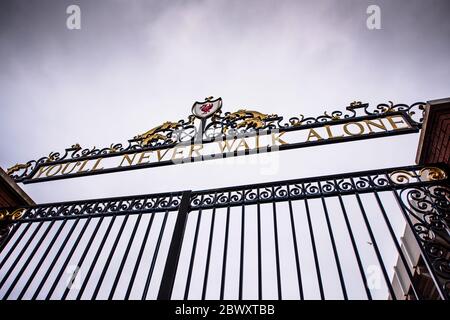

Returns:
389,167,447,185
46,152,59,163
108,144,119,153
382,101,395,113
389,170,416,184
419,167,447,181
324,111,340,120
223,109,278,132
135,121,182,146
0,208,25,221
289,115,305,127
6,163,31,175
71,143,82,150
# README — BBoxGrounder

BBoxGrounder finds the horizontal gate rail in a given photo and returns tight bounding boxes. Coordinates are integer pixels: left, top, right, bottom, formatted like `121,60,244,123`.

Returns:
1,191,183,223
189,164,449,209
1,164,446,217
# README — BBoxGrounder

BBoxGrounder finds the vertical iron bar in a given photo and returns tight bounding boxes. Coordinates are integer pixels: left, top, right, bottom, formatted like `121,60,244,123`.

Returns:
17,219,68,299
2,220,56,299
0,222,30,264
157,191,191,300
318,181,347,299
334,179,372,300
201,205,217,300
142,210,169,299
373,190,420,300
271,187,282,300
184,209,202,299
92,214,131,299
75,214,117,300
350,177,396,299
304,193,324,299
0,221,45,291
219,192,231,300
239,202,245,300
257,188,263,300
32,218,81,300
286,184,303,300
108,212,143,300
46,217,94,300
125,212,156,300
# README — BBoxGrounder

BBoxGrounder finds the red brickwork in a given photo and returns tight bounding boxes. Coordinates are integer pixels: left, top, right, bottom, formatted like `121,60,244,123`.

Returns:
0,168,34,207
416,98,450,166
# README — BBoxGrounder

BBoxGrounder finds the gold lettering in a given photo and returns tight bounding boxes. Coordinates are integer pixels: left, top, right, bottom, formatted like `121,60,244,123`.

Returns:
363,119,387,133
171,146,185,160
34,165,52,179
61,162,81,175
46,164,63,177
271,132,288,145
91,158,104,171
218,139,238,152
306,128,324,142
324,125,344,139
156,149,171,161
387,115,410,129
235,138,250,151
343,122,365,136
119,154,137,167
137,151,152,165
189,144,204,158
77,160,90,173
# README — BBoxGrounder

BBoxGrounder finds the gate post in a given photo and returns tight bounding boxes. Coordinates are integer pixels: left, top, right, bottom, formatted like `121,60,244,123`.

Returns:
158,190,192,300
0,168,34,251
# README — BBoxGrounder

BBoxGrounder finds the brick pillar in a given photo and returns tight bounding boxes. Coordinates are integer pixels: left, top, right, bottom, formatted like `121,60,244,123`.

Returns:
0,167,34,247
416,97,450,166
0,167,34,207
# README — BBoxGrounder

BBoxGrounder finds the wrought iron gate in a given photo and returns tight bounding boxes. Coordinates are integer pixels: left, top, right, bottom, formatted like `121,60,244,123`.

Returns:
0,164,448,300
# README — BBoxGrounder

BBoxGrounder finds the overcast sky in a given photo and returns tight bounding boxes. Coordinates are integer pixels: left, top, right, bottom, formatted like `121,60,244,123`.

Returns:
1,0,450,301
1,0,449,202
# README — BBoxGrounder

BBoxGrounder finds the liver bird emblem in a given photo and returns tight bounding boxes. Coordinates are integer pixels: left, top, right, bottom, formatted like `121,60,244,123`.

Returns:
200,103,213,114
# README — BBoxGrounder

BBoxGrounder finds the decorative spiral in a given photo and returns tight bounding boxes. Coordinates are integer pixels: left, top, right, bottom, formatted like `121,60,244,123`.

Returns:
370,175,389,187
274,186,288,199
389,170,416,184
337,179,353,192
289,184,303,197
260,188,273,200
304,183,320,195
354,177,370,190
321,181,336,193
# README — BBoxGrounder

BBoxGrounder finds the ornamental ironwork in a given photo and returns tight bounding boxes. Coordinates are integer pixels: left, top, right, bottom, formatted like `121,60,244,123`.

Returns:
0,164,448,300
6,98,425,184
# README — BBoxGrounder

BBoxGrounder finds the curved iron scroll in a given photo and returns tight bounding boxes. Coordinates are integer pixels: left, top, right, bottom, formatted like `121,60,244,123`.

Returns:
398,184,450,299
204,101,425,138
3,192,182,223
0,209,25,245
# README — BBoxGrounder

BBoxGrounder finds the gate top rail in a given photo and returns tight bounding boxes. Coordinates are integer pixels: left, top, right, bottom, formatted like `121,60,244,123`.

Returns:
0,191,184,222
190,164,448,209
6,100,425,184
0,163,447,223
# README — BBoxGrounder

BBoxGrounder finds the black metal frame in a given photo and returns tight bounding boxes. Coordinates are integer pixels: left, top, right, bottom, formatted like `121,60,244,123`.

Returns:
0,163,448,300
7,101,425,184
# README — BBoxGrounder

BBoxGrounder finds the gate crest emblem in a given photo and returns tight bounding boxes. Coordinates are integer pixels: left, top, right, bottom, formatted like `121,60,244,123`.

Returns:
192,97,222,119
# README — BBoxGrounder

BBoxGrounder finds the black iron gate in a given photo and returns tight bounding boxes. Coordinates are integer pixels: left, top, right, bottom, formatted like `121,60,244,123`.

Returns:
0,164,449,300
